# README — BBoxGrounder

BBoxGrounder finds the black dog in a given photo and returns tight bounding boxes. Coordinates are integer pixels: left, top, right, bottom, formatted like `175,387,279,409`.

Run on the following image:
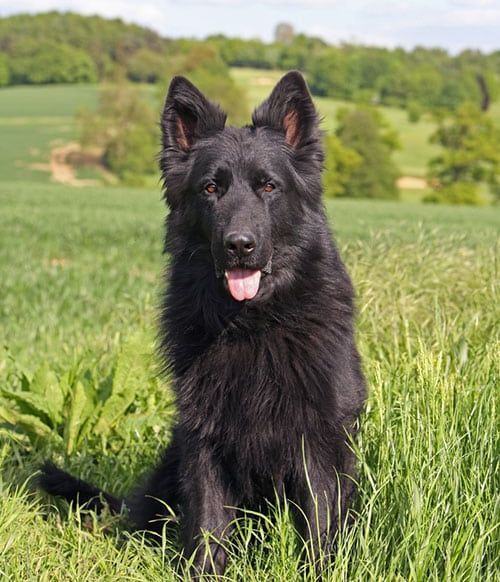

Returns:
39,71,366,576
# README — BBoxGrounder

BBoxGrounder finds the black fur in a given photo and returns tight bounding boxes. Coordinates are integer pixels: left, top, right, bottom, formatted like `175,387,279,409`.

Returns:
39,71,367,576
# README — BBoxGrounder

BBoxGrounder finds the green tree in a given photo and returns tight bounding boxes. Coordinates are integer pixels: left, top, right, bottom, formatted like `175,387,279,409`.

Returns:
127,48,165,83
323,135,361,197
79,82,158,184
307,48,354,99
0,53,9,86
336,107,400,199
425,104,500,205
162,44,249,125
9,40,97,84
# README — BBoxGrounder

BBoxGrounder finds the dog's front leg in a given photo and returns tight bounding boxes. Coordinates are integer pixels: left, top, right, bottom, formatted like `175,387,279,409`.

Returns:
181,452,234,577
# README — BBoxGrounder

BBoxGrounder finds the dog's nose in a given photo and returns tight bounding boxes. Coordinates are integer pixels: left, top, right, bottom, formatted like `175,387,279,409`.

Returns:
224,232,256,257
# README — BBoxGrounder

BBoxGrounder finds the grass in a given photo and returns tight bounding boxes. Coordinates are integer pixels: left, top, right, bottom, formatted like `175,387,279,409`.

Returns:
0,182,498,580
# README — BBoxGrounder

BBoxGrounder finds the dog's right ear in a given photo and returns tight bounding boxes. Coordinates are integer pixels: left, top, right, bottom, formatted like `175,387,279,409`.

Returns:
161,76,227,153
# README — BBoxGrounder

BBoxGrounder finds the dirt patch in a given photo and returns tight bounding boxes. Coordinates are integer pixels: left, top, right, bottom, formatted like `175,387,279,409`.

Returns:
49,142,117,187
26,142,117,187
255,77,276,86
397,176,428,190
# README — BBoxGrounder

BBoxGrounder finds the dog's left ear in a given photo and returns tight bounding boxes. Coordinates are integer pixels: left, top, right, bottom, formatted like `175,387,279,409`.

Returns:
252,71,319,150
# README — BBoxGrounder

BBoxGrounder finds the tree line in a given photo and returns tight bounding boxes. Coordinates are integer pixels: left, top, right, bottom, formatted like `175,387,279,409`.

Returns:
1,12,499,114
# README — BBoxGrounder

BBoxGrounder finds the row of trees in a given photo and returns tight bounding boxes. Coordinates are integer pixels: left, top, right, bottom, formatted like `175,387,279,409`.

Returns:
1,13,499,115
0,11,167,84
207,34,500,113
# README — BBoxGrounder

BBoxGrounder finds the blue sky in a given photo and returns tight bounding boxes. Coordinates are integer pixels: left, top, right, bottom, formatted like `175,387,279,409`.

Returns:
0,0,499,53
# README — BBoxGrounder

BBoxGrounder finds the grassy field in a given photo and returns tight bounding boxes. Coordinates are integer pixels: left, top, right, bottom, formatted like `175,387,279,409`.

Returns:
0,83,156,183
0,181,498,579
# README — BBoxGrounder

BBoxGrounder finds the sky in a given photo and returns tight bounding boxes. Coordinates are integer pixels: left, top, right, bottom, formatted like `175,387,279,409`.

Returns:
0,0,499,53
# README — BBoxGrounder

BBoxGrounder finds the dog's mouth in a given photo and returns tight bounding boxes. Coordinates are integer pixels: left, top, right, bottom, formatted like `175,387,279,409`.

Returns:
224,269,261,302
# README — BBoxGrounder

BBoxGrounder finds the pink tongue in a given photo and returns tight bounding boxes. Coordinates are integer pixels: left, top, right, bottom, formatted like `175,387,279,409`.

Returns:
225,269,261,301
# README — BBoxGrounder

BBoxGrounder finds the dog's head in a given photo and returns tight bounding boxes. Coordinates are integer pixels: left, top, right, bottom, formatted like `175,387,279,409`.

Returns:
160,71,324,303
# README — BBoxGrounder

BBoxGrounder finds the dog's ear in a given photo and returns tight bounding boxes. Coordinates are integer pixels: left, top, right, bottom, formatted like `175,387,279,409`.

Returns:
252,71,319,150
161,76,227,152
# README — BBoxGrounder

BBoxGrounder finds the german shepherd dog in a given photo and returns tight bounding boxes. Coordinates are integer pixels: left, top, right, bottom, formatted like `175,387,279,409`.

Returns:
39,71,366,576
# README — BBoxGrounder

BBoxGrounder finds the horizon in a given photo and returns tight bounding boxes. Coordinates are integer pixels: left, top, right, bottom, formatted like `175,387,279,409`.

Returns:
0,1,499,54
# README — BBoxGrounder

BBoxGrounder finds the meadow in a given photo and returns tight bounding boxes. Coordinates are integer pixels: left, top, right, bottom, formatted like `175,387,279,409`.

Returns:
0,75,499,580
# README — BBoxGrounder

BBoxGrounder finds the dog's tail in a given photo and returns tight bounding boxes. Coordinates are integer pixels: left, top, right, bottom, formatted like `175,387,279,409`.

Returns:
38,461,124,514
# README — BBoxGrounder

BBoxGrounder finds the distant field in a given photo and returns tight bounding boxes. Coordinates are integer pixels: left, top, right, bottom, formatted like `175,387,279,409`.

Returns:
0,182,498,579
0,83,156,183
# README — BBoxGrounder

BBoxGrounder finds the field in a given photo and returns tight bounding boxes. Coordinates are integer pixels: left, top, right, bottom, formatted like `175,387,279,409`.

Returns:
0,76,499,580
0,180,498,579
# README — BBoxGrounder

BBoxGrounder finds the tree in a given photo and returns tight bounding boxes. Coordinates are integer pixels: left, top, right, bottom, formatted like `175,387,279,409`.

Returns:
336,107,400,199
425,104,500,205
79,82,158,184
162,44,249,126
0,53,9,86
127,48,165,83
9,40,97,84
323,135,361,197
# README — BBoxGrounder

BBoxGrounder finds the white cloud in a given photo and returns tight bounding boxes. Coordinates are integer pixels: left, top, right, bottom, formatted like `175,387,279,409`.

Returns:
450,0,499,6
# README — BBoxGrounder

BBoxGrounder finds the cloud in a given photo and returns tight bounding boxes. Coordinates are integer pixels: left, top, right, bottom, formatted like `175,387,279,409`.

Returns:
449,0,498,6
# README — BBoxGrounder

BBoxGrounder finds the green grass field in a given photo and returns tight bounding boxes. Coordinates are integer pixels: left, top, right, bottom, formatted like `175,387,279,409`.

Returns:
0,180,498,579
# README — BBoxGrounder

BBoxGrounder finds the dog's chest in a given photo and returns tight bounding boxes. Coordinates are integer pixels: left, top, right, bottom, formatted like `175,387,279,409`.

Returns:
176,328,333,462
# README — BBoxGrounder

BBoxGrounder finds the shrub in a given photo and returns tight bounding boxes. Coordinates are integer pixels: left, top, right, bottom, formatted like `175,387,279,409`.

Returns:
407,100,423,123
79,82,158,184
423,183,483,205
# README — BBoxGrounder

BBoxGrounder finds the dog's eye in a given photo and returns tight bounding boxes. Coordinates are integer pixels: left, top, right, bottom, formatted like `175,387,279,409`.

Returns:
263,182,275,193
205,183,217,194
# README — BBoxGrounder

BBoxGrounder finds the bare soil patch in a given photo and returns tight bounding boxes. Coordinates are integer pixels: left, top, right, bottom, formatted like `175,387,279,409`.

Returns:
397,176,428,190
26,142,117,187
